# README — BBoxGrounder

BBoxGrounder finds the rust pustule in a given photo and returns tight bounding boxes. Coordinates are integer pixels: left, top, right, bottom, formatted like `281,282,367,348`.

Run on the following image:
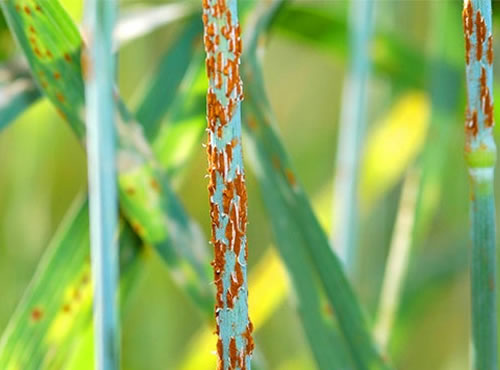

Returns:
462,1,474,64
203,0,253,368
81,49,92,81
475,10,487,61
150,178,160,192
64,53,72,63
286,169,297,187
487,35,493,64
31,307,43,322
466,110,479,137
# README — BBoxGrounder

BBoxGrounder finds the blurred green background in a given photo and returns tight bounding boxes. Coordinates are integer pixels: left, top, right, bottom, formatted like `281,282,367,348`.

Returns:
1,0,500,369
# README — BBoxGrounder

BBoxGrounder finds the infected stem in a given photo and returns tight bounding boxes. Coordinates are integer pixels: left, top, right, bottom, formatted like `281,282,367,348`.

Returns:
462,1,497,368
202,0,253,369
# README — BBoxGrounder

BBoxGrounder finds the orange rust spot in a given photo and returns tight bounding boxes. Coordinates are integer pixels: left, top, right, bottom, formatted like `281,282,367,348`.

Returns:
54,72,61,80
466,110,478,137
34,48,42,58
56,108,67,121
81,50,91,81
35,4,42,12
41,80,48,89
487,35,494,65
125,187,135,196
462,1,474,64
229,337,238,369
285,169,296,186
216,339,223,366
56,92,65,103
272,155,281,171
62,304,71,313
246,116,257,130
46,50,53,59
150,178,161,192
29,25,36,34
64,53,72,63
15,4,21,12
132,221,144,236
24,5,31,15
31,307,43,322
81,272,90,285
476,10,487,61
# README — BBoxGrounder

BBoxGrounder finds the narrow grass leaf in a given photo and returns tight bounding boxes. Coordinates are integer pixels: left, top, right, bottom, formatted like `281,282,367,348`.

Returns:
0,197,142,370
240,2,388,368
0,0,214,316
135,16,202,140
0,59,40,129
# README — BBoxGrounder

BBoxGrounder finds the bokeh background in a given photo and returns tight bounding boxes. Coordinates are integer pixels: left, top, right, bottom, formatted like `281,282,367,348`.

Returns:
1,0,499,369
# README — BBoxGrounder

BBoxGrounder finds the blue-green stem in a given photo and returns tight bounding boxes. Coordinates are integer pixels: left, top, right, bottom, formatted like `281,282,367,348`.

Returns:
463,1,497,368
83,0,120,368
331,0,374,272
202,0,253,368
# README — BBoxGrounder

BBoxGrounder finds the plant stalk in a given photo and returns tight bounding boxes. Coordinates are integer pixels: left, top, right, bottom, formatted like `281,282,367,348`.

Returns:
83,0,120,368
462,1,498,369
331,0,374,272
202,0,253,368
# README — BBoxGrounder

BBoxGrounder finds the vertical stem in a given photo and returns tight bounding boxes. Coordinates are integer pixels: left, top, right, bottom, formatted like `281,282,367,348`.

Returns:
462,1,497,369
202,1,253,369
331,0,374,272
83,0,120,369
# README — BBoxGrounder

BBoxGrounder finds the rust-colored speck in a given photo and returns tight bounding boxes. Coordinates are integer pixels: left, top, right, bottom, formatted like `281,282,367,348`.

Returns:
466,110,479,137
479,67,494,128
81,50,91,81
15,4,21,12
24,6,31,15
64,53,72,63
126,187,135,196
150,178,161,192
62,304,71,313
34,48,42,58
285,169,296,187
54,71,61,80
56,92,65,103
81,273,90,285
29,25,36,34
272,155,281,171
41,80,48,89
31,307,43,322
56,108,67,121
229,337,238,369
489,276,496,292
46,50,53,59
35,4,42,12
487,35,494,65
132,221,144,237
475,10,487,61
462,1,474,64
